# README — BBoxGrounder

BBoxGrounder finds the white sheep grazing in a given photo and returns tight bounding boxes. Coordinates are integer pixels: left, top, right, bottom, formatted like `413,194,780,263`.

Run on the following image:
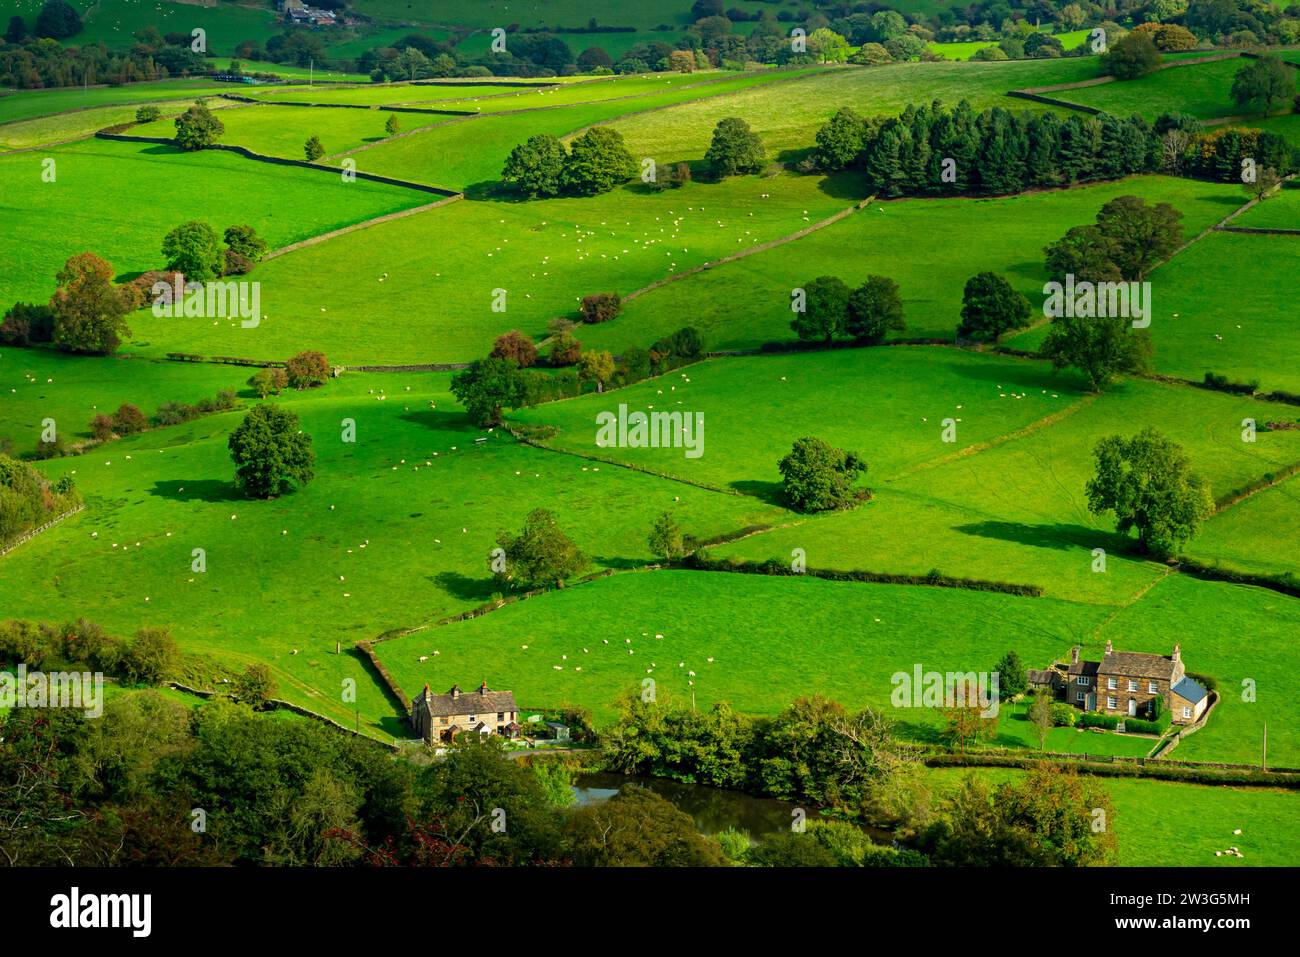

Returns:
419,656,428,662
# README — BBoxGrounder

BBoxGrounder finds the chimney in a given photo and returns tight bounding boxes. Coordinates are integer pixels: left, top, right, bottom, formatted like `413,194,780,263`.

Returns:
1071,646,1080,665
478,681,489,695
1172,644,1181,662
449,684,460,700
1104,639,1113,654
422,684,430,699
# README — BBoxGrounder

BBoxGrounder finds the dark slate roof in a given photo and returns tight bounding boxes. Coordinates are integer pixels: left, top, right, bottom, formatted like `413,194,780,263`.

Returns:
1027,669,1057,684
1067,660,1099,676
417,685,517,718
1172,677,1208,704
1100,651,1177,680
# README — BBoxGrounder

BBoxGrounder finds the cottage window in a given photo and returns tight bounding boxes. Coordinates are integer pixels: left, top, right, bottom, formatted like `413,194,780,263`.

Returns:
1182,706,1191,719
1127,680,1138,692
1076,692,1085,702
1148,681,1158,694
1107,677,1117,690
497,712,504,721
468,715,476,723
1107,696,1117,710
440,717,448,725
1077,677,1090,686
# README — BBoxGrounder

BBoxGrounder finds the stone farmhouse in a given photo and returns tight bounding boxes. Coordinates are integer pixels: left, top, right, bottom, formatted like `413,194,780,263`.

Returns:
1032,641,1209,725
411,682,521,743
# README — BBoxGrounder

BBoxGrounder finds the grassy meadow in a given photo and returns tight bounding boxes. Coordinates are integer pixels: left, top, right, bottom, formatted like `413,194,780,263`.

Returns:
0,137,429,304
1,22,1296,862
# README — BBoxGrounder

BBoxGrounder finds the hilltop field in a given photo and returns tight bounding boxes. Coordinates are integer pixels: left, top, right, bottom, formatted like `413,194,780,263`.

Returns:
2,13,1298,866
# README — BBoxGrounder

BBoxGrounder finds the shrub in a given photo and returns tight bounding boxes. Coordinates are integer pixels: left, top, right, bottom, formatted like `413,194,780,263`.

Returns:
249,367,289,397
1080,712,1120,729
580,292,622,324
490,330,539,368
1050,702,1078,727
90,414,115,441
110,403,148,436
548,333,582,367
154,401,197,426
134,105,161,124
304,135,325,161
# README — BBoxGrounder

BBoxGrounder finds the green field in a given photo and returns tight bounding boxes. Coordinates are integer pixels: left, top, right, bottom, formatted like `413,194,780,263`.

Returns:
0,374,783,737
0,98,205,151
607,58,1101,164
131,102,438,160
351,67,819,189
1,14,1296,867
0,78,257,125
1060,56,1295,122
1191,474,1300,579
1237,183,1300,229
570,176,1242,354
126,171,855,364
374,569,1107,728
1145,231,1300,394
517,350,1300,608
0,137,429,304
927,768,1299,866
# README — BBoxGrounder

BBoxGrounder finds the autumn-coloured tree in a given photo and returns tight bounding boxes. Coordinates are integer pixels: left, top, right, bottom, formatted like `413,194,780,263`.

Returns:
49,252,134,355
490,330,539,368
284,351,329,389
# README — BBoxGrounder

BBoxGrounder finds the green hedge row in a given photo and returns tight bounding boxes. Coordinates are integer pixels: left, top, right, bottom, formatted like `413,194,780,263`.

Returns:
681,553,1044,597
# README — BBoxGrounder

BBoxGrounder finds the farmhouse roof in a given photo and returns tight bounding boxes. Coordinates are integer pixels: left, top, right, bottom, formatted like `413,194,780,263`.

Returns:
1067,659,1099,676
1099,650,1178,680
415,683,517,718
1172,677,1208,704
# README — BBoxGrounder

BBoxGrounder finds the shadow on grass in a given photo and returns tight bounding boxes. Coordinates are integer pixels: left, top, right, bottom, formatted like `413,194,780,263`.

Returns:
148,479,242,503
727,479,786,506
431,570,498,602
954,520,1130,555
398,407,481,436
946,353,1071,392
589,555,645,570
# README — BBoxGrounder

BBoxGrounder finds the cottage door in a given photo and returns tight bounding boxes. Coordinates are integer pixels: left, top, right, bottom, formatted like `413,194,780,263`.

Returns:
1127,698,1137,717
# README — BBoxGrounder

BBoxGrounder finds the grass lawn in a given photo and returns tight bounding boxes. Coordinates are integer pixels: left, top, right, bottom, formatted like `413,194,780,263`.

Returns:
0,99,202,151
512,347,1086,491
608,58,1100,164
1097,574,1300,768
0,348,248,448
73,0,282,54
924,767,1300,866
0,78,253,125
1237,183,1300,230
131,103,439,160
352,67,819,190
593,175,1241,353
247,82,547,107
1145,231,1300,395
1190,474,1300,579
373,569,1108,728
518,351,1300,607
1059,57,1293,122
126,171,856,364
0,376,782,738
0,137,430,304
